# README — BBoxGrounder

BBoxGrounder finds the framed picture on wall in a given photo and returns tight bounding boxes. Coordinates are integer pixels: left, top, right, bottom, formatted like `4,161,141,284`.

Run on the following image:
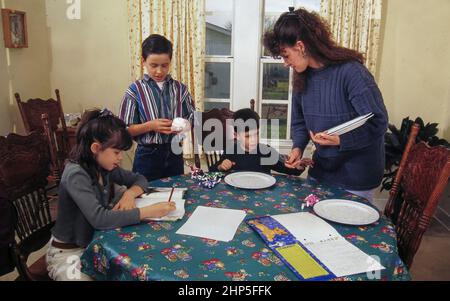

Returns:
1,9,28,48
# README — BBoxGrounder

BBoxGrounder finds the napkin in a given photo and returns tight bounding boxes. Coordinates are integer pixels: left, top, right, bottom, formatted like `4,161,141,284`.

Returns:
171,118,191,134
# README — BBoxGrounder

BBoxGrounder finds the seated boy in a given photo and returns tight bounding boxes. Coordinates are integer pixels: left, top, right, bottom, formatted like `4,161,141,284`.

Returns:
210,108,312,175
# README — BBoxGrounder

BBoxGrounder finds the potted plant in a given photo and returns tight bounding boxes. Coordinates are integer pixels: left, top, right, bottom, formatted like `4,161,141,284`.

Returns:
383,117,450,192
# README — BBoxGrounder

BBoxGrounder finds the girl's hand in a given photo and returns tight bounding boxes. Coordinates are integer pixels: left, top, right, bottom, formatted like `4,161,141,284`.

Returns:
140,202,176,219
113,191,136,211
149,119,174,135
285,148,303,169
310,131,341,146
218,159,235,171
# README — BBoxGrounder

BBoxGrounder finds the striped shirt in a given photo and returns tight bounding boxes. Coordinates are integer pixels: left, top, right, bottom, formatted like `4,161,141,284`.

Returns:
119,74,195,145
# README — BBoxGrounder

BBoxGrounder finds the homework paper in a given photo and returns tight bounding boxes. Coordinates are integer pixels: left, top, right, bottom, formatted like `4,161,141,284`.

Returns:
135,188,187,221
176,206,246,242
272,212,385,278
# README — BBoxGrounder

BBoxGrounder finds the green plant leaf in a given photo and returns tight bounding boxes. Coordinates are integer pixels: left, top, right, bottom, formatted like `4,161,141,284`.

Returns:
414,117,424,128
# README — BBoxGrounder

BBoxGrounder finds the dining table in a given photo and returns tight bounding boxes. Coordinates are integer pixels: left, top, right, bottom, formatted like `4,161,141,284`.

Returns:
80,174,411,281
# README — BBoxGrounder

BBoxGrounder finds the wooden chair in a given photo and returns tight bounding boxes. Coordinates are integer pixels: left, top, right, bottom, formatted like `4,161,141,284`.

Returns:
42,113,64,183
0,131,54,281
15,90,69,184
250,99,256,111
192,108,235,170
384,123,450,268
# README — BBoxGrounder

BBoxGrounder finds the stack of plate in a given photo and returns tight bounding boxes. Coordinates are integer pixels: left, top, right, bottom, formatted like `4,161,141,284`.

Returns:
325,113,374,136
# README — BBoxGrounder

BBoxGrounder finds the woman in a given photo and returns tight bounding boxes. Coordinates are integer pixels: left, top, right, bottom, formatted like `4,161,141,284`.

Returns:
264,7,388,202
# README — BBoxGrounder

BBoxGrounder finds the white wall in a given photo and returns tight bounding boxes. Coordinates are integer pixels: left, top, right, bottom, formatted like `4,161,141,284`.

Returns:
0,0,51,135
378,0,450,141
45,0,131,115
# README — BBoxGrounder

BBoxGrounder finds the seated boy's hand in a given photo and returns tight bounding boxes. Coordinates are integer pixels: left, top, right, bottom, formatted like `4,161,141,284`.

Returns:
148,202,176,218
113,191,136,211
285,148,302,169
218,159,236,171
149,119,174,135
296,158,314,171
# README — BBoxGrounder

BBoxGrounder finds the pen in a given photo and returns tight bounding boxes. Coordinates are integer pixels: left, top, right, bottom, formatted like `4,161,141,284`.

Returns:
168,187,175,203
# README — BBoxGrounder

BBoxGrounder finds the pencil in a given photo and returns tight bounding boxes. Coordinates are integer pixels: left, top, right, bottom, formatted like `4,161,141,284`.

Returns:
168,187,175,203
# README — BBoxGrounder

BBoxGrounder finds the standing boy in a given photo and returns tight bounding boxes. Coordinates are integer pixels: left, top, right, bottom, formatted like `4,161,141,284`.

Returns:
119,34,195,181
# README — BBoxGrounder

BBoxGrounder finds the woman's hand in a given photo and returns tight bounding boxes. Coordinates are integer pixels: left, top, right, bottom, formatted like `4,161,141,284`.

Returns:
148,119,174,135
113,190,137,211
140,202,176,219
310,131,340,146
285,148,303,169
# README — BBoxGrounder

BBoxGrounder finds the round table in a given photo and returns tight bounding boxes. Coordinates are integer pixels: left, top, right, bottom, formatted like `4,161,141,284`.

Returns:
81,174,411,281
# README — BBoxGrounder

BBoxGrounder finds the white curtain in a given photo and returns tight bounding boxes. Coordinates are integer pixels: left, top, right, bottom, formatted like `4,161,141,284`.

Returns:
320,0,383,75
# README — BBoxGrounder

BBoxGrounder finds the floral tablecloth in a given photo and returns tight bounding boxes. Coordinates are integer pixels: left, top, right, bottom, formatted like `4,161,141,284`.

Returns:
81,174,411,281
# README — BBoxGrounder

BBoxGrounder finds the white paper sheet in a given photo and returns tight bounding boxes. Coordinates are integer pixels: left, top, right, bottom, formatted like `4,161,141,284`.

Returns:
135,188,187,221
176,206,247,242
273,212,385,277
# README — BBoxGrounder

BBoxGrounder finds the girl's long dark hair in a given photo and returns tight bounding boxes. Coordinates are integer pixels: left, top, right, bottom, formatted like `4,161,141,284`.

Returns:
69,109,133,183
263,8,364,92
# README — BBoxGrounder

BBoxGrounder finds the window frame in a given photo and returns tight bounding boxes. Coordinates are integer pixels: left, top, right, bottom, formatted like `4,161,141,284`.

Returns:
204,0,236,109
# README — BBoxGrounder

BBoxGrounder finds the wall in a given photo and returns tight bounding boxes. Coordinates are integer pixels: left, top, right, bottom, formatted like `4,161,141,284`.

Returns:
378,0,450,141
0,0,51,135
45,0,131,116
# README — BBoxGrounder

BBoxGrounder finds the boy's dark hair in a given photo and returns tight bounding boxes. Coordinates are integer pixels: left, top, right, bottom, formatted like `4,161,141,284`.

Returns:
142,34,173,60
233,108,260,133
70,109,133,182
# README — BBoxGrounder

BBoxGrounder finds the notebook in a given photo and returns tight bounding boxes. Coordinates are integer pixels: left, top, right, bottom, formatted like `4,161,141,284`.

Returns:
135,188,187,221
247,212,385,280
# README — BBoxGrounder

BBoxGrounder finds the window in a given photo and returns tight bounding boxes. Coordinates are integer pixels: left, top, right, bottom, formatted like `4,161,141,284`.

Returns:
204,0,234,111
260,0,320,141
204,0,321,149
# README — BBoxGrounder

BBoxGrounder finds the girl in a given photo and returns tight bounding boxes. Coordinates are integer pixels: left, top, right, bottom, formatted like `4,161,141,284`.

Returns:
46,109,175,281
264,7,389,202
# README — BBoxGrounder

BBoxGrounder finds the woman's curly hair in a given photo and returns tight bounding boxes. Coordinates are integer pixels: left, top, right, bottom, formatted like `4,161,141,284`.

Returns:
263,8,364,92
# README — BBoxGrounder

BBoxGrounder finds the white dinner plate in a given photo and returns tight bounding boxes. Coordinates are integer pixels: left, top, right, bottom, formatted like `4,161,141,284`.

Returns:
325,113,374,135
224,172,276,190
313,199,380,226
328,118,372,136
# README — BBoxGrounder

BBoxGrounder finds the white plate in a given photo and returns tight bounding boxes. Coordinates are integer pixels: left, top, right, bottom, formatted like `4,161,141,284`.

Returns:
325,113,374,135
224,172,276,190
313,199,380,226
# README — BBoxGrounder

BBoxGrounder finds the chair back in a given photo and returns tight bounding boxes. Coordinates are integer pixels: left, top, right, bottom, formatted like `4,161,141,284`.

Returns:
384,123,450,268
15,90,70,184
15,89,69,157
192,108,235,170
42,113,64,182
0,131,54,280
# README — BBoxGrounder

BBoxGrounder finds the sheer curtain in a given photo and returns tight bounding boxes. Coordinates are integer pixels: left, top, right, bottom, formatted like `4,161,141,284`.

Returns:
320,0,383,75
